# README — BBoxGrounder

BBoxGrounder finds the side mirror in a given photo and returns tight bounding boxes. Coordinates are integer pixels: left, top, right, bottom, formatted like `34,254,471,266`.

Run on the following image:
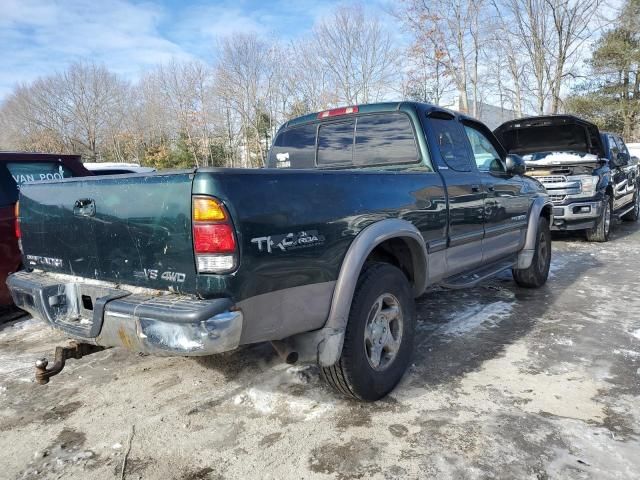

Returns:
616,152,629,167
505,154,526,176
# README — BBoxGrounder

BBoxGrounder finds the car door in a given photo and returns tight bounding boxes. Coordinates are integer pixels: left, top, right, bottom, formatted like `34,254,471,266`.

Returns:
425,113,484,275
614,135,636,209
607,134,634,211
462,122,529,263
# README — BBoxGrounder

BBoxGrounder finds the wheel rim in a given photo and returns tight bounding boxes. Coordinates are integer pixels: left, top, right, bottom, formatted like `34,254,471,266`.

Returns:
604,202,611,234
537,230,549,272
364,293,403,371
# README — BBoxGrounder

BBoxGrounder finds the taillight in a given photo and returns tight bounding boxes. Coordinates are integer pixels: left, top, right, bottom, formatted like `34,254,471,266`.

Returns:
317,106,359,119
14,201,21,239
192,196,237,274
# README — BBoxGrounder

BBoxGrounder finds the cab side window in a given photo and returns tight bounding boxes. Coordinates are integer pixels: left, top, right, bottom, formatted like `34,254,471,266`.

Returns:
608,135,621,158
429,118,473,172
464,125,505,173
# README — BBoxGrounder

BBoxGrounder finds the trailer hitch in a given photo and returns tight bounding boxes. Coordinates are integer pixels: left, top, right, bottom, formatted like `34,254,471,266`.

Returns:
35,342,106,385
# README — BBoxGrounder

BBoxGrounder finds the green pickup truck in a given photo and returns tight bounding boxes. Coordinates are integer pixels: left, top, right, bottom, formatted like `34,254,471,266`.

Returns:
8,102,552,400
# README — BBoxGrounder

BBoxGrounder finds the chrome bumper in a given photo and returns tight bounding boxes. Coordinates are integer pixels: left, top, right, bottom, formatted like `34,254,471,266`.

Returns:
7,271,242,356
552,201,602,230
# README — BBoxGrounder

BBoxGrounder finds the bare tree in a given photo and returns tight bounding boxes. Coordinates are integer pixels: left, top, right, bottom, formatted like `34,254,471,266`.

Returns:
546,0,602,113
395,0,486,116
402,43,454,104
0,62,130,160
310,5,398,105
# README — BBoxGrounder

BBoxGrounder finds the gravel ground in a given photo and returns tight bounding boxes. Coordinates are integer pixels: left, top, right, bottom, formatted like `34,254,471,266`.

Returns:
1,222,640,479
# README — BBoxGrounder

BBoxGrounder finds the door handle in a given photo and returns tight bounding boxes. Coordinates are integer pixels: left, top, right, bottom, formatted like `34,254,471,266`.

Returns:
471,184,481,192
73,198,96,217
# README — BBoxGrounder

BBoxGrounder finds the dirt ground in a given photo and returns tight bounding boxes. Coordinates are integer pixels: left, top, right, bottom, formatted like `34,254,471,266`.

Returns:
1,223,640,480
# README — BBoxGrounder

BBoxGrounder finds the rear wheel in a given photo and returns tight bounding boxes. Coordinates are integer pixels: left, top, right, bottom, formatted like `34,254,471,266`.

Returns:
513,216,551,288
586,194,612,242
622,190,640,222
320,263,415,401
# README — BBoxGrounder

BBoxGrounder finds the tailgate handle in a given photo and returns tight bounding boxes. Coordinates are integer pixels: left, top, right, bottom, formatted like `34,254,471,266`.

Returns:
73,198,96,217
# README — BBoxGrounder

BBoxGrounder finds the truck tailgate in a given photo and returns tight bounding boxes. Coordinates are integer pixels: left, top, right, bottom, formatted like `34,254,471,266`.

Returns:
19,172,197,294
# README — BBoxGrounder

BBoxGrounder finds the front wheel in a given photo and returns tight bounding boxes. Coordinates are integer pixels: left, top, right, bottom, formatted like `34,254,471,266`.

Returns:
320,262,416,401
586,195,612,242
513,216,551,288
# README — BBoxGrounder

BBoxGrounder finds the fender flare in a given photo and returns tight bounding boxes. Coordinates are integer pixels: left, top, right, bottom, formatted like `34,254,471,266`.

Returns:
517,196,553,269
316,218,428,366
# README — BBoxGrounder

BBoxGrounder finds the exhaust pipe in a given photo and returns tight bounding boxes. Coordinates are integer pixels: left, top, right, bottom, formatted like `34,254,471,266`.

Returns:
270,340,299,364
35,341,106,384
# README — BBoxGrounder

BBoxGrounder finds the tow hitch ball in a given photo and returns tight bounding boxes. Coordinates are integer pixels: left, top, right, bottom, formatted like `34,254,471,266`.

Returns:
34,342,106,385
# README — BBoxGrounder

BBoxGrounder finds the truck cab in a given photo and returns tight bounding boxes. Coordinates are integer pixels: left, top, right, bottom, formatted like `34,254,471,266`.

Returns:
495,116,639,242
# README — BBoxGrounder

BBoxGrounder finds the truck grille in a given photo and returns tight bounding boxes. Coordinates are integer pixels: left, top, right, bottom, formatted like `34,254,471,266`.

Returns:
537,175,567,183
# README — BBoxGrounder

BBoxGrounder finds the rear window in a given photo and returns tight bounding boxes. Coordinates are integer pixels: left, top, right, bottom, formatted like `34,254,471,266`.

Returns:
0,165,18,207
7,162,74,186
268,123,316,169
268,112,421,169
317,120,356,166
0,161,75,206
355,114,418,166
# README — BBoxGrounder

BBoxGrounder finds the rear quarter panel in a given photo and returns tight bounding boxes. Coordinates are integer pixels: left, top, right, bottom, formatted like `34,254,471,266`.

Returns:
192,169,447,302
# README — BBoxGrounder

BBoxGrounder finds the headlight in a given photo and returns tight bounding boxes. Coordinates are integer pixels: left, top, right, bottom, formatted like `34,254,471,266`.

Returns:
579,176,598,195
565,175,598,198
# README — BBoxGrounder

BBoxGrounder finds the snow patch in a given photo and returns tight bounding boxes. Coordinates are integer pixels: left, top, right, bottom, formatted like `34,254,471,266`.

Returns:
232,365,334,420
442,301,514,336
630,329,640,340
613,349,640,359
554,337,574,346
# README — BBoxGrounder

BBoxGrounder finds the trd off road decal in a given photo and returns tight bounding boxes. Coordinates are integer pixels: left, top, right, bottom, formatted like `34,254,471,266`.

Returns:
251,230,325,253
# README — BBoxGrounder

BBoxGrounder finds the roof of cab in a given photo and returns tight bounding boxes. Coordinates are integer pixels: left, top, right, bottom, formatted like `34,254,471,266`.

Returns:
279,101,465,131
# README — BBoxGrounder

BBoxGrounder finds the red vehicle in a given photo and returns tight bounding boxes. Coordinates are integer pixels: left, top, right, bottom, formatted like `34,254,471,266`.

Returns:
0,152,91,307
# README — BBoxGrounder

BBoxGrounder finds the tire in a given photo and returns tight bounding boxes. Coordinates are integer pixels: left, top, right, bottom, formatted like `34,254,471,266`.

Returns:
622,190,640,222
586,194,612,242
320,262,416,401
513,216,551,288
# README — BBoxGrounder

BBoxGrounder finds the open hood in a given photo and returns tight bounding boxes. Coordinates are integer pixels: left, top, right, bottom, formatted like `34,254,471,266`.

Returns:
494,115,606,158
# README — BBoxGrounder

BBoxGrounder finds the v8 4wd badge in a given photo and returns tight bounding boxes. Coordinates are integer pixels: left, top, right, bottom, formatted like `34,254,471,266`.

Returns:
251,230,325,253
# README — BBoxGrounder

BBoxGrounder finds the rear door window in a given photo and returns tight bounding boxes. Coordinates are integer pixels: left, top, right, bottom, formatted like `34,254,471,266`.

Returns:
6,162,74,188
354,114,419,166
429,118,474,172
317,120,356,166
268,123,317,169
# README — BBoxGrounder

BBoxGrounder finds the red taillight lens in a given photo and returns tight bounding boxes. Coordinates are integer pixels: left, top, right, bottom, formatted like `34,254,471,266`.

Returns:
14,202,20,239
317,106,359,119
193,223,236,253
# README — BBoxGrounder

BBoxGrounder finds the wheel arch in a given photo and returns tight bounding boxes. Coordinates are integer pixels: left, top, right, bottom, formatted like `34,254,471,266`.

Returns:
517,196,553,270
318,219,427,366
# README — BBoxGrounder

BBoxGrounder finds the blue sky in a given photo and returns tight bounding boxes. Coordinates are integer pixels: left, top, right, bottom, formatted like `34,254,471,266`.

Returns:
0,0,392,101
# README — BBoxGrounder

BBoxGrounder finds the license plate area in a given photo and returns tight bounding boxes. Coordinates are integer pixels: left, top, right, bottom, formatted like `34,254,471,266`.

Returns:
42,283,130,338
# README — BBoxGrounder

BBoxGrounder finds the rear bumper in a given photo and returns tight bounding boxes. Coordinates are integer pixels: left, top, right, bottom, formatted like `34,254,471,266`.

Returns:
551,200,602,231
7,271,242,356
